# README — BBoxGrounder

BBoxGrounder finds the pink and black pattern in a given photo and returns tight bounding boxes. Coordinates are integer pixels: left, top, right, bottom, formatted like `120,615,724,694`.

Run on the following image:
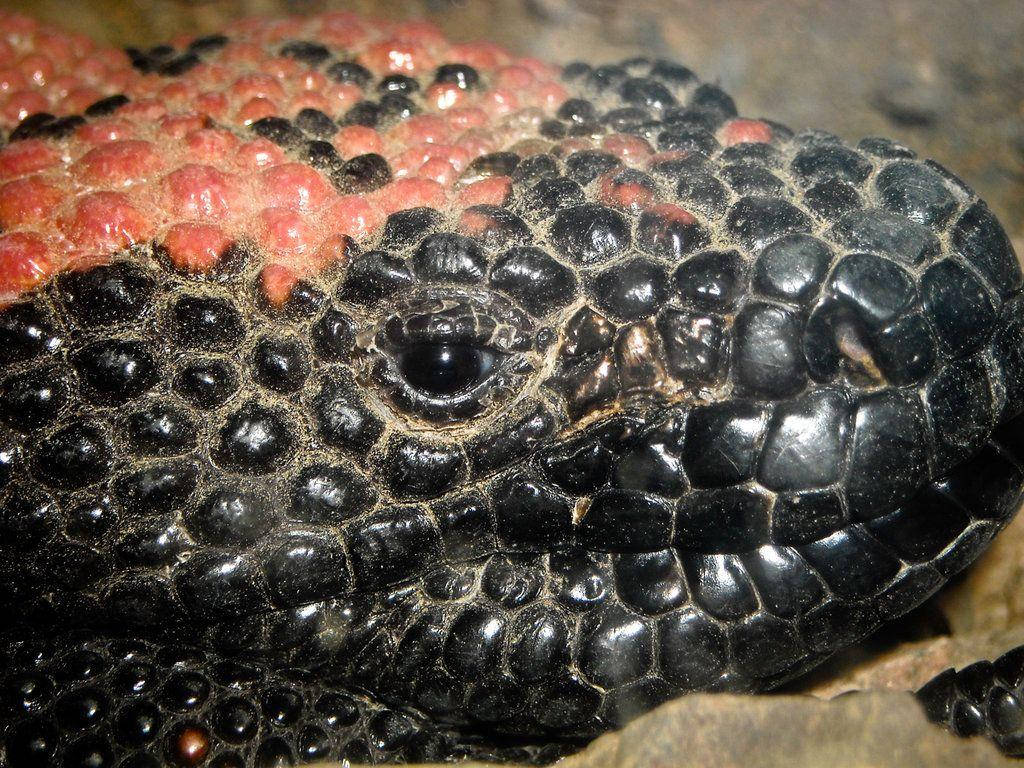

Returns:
0,10,1023,766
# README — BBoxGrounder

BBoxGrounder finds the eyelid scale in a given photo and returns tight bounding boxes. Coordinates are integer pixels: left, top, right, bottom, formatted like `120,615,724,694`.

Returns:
375,289,536,352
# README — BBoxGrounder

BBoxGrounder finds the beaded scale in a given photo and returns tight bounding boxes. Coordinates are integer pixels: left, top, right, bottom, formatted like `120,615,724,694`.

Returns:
0,10,1022,767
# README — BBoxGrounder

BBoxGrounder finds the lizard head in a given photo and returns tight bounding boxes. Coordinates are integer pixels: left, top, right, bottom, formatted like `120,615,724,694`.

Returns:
1,12,1022,746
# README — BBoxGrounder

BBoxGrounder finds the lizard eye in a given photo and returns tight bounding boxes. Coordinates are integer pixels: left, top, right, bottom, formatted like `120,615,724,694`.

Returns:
397,343,497,398
366,288,535,423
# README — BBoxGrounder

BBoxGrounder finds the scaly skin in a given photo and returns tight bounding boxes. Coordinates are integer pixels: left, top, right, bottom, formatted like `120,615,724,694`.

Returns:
0,10,1023,767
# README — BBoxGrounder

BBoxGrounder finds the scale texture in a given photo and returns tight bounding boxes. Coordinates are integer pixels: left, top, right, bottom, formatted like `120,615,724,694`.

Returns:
0,10,1023,767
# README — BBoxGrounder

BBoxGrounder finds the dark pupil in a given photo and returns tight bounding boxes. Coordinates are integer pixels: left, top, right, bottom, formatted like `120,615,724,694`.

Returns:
399,344,488,396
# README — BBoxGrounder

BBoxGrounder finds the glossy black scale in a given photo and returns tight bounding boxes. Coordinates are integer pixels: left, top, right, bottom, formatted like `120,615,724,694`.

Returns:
732,303,808,397
922,259,997,356
379,93,418,120
492,472,572,551
122,404,197,456
674,249,746,311
656,308,727,384
481,555,543,608
379,206,442,250
538,437,612,498
539,119,568,139
114,700,162,746
555,98,597,126
512,154,559,185
53,688,108,729
0,366,69,431
466,152,521,179
173,550,269,620
433,494,495,560
593,258,669,320
952,202,1023,297
335,152,391,193
830,208,940,266
115,518,190,567
84,93,129,117
0,301,63,366
213,404,295,473
304,138,342,172
293,106,336,138
770,500,849,566
213,697,258,743
73,339,158,404
251,335,310,393
726,196,813,252
613,550,689,615
721,164,786,197
676,486,772,552
565,150,622,184
521,176,585,218
187,488,274,547
579,489,673,551
170,295,245,348
326,60,372,86
341,100,382,128
56,262,156,326
620,77,676,111
411,233,486,283
114,460,198,516
804,177,863,218
380,434,467,500
753,233,832,304
312,373,384,454
658,608,729,688
249,116,304,147
674,170,728,217
434,63,480,89
33,421,113,490
0,487,58,550
791,144,873,185
338,250,414,304
346,506,441,590
551,550,610,611
657,125,718,154
758,390,851,491
174,359,239,407
489,246,577,316
845,390,929,518
290,462,375,524
443,605,507,681
9,111,84,141
461,206,532,252
875,161,957,226
637,205,709,260
507,606,570,682
688,83,737,123
579,605,654,687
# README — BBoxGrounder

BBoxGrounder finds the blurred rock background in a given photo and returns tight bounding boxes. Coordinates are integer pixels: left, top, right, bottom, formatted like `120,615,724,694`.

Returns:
5,1,1024,764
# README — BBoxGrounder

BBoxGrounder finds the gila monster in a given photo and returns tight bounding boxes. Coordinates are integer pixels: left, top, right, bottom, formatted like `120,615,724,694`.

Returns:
0,10,1022,767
